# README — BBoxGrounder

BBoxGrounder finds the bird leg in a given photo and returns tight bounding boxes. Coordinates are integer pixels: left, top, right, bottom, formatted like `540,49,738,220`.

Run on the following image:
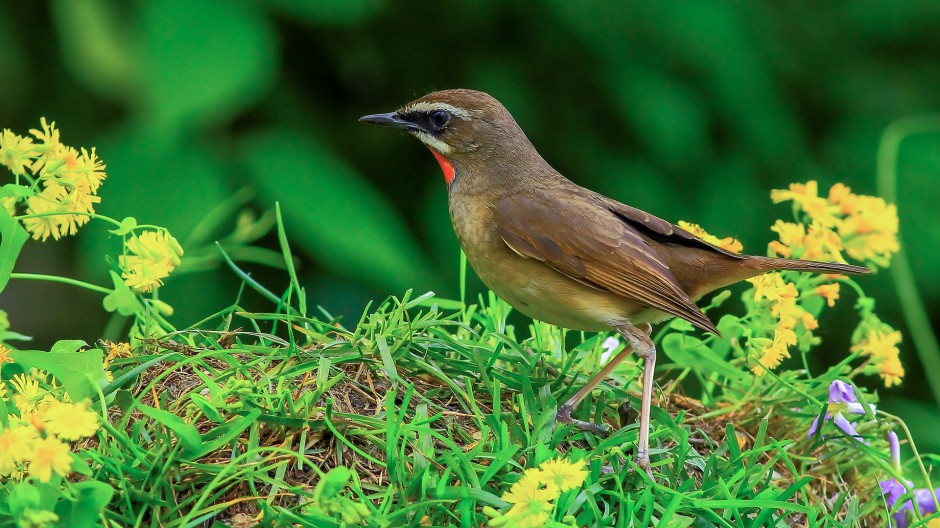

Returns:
618,322,656,477
554,322,655,476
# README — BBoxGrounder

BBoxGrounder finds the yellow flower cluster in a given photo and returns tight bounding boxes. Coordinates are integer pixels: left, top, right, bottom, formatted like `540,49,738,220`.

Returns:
119,230,184,292
0,119,107,241
746,273,819,376
0,368,100,482
102,341,133,382
771,181,898,267
853,327,904,388
677,221,743,253
489,457,587,528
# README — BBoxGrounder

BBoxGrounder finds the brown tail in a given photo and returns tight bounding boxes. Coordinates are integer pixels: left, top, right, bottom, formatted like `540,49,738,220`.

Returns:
754,256,871,275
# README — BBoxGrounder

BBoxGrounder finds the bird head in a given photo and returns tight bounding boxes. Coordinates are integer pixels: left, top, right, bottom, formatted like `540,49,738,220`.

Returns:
360,89,537,186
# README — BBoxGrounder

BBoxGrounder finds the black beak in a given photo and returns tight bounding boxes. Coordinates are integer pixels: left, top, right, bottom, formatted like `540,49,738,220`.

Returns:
359,112,420,132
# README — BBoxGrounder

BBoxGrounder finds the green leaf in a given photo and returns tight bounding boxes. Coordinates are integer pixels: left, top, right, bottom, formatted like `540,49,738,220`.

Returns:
10,344,107,401
138,404,204,455
8,482,40,518
0,206,28,294
240,129,435,292
139,0,277,134
102,271,142,316
661,333,748,381
713,314,746,358
108,216,137,235
51,0,139,103
58,481,114,528
191,408,262,458
0,183,30,199
49,340,88,354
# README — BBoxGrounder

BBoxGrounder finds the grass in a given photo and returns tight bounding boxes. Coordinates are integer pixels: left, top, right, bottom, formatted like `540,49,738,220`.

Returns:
64,283,911,527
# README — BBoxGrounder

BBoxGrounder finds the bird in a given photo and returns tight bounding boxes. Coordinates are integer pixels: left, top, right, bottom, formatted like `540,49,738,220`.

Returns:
359,89,870,475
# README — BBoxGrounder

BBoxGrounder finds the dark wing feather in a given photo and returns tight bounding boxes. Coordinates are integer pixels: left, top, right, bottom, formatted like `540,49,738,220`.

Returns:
594,193,747,260
494,191,718,333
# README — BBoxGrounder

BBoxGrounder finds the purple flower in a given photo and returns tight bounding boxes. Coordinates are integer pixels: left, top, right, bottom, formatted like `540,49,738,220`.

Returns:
878,431,940,527
889,431,901,471
807,380,875,439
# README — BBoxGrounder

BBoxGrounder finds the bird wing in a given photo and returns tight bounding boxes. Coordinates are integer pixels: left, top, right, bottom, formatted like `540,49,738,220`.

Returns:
493,191,718,333
592,193,747,260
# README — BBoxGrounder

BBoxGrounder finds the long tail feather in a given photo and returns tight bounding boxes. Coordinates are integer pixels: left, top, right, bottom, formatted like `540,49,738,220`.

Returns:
755,257,871,275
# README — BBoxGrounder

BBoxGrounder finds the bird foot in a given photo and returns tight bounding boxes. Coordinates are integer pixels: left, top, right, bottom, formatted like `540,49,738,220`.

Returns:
634,451,654,480
599,453,654,480
555,404,611,436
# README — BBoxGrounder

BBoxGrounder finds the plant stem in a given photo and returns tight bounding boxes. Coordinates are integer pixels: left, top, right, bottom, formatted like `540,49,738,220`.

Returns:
10,272,111,294
875,115,940,406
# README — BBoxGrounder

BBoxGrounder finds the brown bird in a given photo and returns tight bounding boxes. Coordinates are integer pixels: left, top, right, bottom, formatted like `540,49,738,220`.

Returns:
360,89,870,474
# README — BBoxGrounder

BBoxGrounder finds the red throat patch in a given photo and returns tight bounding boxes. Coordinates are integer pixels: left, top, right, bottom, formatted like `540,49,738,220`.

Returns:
428,148,456,185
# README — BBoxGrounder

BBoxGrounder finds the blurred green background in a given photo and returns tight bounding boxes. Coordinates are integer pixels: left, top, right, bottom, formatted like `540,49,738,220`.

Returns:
2,1,939,444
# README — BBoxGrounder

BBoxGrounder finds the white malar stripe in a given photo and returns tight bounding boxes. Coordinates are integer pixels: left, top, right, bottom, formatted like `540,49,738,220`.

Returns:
414,131,452,154
404,101,471,119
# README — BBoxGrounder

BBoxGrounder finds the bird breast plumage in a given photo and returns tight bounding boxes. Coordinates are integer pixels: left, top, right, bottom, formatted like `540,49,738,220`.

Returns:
447,193,662,332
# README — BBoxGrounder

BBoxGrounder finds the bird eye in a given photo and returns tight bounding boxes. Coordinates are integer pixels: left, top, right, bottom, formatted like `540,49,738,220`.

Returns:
428,109,452,130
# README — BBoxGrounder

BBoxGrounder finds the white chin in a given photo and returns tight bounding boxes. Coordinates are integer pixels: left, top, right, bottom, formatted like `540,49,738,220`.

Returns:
413,131,452,154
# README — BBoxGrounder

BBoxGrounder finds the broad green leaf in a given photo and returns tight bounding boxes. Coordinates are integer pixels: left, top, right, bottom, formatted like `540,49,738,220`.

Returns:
138,404,203,454
661,333,747,381
56,481,114,528
10,344,107,401
0,184,30,199
139,0,277,134
0,206,28,294
713,314,746,359
49,339,88,354
102,271,142,316
240,129,434,292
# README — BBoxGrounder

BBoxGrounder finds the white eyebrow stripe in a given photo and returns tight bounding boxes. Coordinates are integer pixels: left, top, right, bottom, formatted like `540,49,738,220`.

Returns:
413,131,453,154
404,102,470,119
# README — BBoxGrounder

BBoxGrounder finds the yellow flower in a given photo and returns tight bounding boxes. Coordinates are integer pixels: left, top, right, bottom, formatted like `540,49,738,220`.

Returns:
43,400,100,441
768,221,804,258
27,436,73,483
840,196,899,267
1,195,15,216
24,181,101,242
0,423,37,476
800,310,819,331
853,329,904,387
28,118,63,174
677,221,743,253
103,341,132,381
816,283,840,307
878,354,905,388
771,181,841,227
501,474,556,528
120,230,184,292
748,273,798,304
535,458,588,494
751,329,793,376
0,344,13,364
0,129,39,176
10,372,45,414
827,183,858,215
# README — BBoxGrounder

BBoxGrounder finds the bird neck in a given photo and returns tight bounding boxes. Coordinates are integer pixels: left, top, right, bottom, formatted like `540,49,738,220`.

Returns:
450,143,558,196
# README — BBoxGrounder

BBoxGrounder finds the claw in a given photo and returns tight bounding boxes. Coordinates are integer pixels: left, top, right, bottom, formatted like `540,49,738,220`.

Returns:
555,404,611,436
635,451,654,480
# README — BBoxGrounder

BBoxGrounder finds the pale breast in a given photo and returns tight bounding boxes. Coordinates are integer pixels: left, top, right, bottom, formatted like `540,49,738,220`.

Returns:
448,196,650,332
